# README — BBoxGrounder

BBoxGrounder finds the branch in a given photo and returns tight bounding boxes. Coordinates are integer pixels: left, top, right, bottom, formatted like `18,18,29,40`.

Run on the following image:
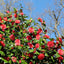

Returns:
54,23,61,37
60,0,64,7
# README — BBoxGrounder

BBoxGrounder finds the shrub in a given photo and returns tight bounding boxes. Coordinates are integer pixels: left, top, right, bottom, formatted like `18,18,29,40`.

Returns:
0,8,64,64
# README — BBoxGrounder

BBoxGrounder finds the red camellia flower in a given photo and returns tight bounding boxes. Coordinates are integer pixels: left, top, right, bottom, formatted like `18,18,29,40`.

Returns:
28,27,34,33
58,56,63,63
29,61,33,64
4,57,10,61
0,41,5,47
58,49,64,55
45,30,47,33
15,20,20,24
36,34,40,40
27,42,33,48
2,37,5,40
0,34,3,38
38,53,45,60
35,43,39,48
41,45,45,49
43,34,50,39
6,11,10,13
0,24,6,30
58,45,61,49
3,17,8,21
28,53,33,58
9,34,15,41
15,39,20,46
56,41,59,44
9,15,12,18
38,17,43,23
37,28,42,34
12,56,17,62
47,41,54,48
58,37,62,44
12,22,15,25
0,17,2,21
26,35,32,41
19,60,21,63
9,19,12,22
32,33,35,37
0,21,3,23
12,30,15,33
20,12,24,15
14,13,17,18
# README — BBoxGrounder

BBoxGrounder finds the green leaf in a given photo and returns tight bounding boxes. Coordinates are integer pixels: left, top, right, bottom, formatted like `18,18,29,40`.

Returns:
51,56,53,60
21,60,27,64
55,53,60,58
34,51,39,54
0,57,8,63
0,51,5,56
45,53,48,56
63,59,64,62
0,46,2,49
14,8,17,12
38,38,43,45
29,49,34,52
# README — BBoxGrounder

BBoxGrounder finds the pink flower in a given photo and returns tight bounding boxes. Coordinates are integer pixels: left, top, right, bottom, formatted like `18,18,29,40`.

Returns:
0,34,3,38
12,30,15,33
9,15,12,18
43,34,50,39
56,41,59,44
15,39,20,46
0,21,3,23
38,17,43,23
35,43,39,48
26,35,32,41
15,20,20,24
58,49,64,55
14,14,17,18
47,41,54,48
6,11,10,13
38,54,45,60
12,56,17,62
19,60,21,63
37,28,42,34
29,61,33,64
3,17,8,21
9,19,12,22
58,56,63,63
9,34,15,41
0,17,2,21
36,34,40,40
0,24,6,30
20,12,24,15
27,42,33,48
58,37,62,44
0,41,5,47
28,27,34,33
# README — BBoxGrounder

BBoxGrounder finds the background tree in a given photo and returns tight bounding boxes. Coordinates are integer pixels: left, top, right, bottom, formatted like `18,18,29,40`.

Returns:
39,0,64,46
0,0,23,17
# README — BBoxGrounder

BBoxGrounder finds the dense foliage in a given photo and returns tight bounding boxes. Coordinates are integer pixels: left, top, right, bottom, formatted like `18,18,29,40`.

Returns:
0,8,64,64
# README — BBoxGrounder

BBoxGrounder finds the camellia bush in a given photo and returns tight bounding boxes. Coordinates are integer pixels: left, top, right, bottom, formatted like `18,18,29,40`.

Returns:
0,7,64,64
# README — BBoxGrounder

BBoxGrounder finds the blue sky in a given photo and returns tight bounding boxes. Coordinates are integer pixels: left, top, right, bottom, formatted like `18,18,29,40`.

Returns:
22,0,54,17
